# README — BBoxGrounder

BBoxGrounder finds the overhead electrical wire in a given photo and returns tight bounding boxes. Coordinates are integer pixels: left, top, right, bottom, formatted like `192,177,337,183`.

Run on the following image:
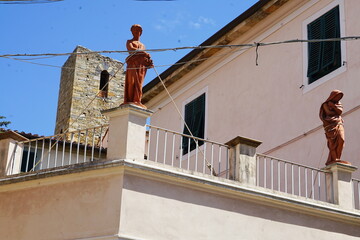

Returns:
1,36,360,59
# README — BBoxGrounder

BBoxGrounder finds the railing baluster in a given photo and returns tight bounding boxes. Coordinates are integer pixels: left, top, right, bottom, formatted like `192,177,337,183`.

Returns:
318,172,321,200
195,141,199,172
54,138,58,167
69,132,74,164
218,147,222,177
91,128,95,161
34,140,38,170
291,164,294,195
187,138,190,170
76,130,80,164
305,168,308,198
210,144,214,176
98,126,103,159
256,155,260,186
62,133,66,166
47,138,51,169
311,170,315,200
40,139,45,170
264,157,267,188
163,131,167,164
171,133,175,167
271,158,274,190
285,162,287,193
298,166,301,196
84,130,88,163
155,129,159,163
203,143,206,174
278,160,280,191
180,135,183,169
147,127,152,161
25,142,31,172
324,172,327,202
226,147,229,179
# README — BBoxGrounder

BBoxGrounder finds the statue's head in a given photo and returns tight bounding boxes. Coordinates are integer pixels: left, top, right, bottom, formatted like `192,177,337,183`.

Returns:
327,89,343,102
131,24,143,37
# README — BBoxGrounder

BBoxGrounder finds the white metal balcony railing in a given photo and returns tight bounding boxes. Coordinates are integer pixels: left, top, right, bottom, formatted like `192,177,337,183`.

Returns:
256,154,332,203
8,123,356,207
146,125,230,178
352,178,360,210
9,125,108,175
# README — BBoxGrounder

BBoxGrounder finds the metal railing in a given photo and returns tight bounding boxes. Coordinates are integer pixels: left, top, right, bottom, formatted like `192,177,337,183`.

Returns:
9,125,108,175
146,125,230,178
256,154,332,203
352,178,360,210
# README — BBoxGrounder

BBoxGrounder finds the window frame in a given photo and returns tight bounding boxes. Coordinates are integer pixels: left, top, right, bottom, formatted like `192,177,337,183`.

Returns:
302,0,346,93
181,87,208,157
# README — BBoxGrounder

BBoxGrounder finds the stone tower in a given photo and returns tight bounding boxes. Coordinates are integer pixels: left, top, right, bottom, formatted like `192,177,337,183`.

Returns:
55,46,125,134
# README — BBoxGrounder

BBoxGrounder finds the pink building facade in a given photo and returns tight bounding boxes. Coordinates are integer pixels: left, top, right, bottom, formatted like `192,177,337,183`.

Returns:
143,0,360,178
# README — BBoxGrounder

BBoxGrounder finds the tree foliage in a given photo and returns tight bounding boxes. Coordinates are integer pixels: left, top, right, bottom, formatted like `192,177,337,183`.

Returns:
0,116,11,128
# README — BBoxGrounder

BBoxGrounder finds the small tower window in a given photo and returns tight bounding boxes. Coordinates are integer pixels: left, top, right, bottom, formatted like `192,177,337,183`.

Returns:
99,70,109,98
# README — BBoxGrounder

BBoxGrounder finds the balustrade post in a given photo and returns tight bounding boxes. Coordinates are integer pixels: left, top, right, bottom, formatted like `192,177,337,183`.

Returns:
323,163,357,209
0,131,27,176
102,104,153,161
226,136,262,185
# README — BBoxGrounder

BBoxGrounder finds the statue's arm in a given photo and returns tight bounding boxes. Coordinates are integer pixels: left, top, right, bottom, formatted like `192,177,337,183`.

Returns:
322,103,335,116
127,41,139,51
333,103,343,115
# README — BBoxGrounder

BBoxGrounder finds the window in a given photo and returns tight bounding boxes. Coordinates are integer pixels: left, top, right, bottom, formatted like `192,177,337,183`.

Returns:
182,93,205,155
21,147,42,172
99,70,109,98
307,6,341,84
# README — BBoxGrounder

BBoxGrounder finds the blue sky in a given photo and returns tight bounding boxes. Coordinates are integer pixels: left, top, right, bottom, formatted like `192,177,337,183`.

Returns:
0,0,258,136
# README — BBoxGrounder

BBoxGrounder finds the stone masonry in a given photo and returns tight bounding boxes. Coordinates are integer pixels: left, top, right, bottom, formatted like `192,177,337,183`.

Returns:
55,46,125,135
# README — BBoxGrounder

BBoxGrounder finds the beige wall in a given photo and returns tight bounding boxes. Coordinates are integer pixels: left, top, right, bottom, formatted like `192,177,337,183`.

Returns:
119,167,360,240
0,170,123,240
146,0,360,177
1,162,359,240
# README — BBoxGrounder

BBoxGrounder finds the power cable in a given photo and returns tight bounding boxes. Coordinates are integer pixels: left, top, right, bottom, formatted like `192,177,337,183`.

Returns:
1,36,360,58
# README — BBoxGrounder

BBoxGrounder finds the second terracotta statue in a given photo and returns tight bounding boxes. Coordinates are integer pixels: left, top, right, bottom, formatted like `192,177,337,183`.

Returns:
319,90,350,166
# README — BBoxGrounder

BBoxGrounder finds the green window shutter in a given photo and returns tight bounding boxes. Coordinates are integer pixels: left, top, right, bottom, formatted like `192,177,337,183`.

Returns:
307,18,323,77
307,6,341,84
182,93,205,154
322,6,340,68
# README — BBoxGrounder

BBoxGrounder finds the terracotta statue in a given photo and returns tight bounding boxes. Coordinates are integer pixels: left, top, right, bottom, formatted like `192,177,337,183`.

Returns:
122,24,153,108
319,90,350,166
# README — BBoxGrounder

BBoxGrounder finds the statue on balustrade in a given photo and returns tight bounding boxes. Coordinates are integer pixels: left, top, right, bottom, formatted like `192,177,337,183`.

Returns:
319,90,350,166
122,24,153,109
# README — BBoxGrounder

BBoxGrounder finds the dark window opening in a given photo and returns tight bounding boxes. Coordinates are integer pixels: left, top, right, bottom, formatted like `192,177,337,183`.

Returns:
20,148,42,172
99,70,109,98
182,93,205,155
307,6,341,84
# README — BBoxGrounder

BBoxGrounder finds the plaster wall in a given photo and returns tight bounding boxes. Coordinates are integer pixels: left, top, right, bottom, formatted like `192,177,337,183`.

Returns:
0,171,123,240
119,173,360,240
147,0,360,177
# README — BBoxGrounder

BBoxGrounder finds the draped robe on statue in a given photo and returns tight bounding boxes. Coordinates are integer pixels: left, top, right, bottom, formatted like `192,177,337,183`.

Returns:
319,90,346,165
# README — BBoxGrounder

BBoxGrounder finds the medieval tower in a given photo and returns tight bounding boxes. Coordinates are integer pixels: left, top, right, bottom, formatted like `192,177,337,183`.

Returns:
54,46,125,134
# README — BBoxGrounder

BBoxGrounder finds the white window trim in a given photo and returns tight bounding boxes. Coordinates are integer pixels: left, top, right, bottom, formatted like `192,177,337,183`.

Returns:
180,87,208,160
302,0,347,93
